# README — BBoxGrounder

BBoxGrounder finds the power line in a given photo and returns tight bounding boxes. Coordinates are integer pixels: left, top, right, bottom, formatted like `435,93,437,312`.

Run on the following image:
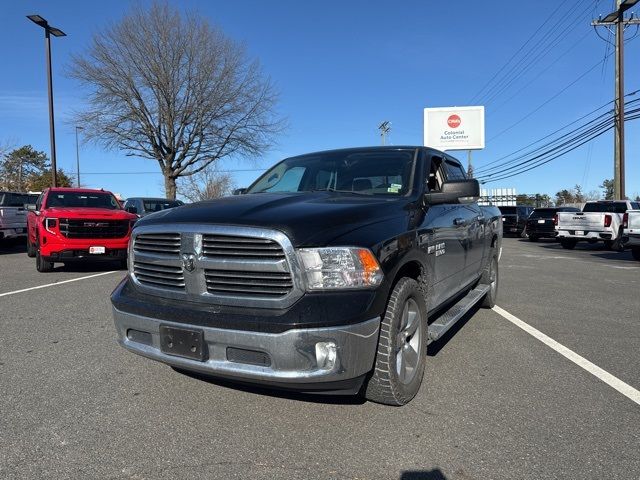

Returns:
480,0,597,107
487,54,613,143
467,0,570,105
81,168,267,175
477,105,640,184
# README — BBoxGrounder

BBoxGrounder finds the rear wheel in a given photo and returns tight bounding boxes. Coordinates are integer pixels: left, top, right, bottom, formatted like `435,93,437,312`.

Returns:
365,277,427,406
27,239,36,257
481,253,499,308
632,247,640,261
528,234,538,242
560,239,577,250
36,250,53,272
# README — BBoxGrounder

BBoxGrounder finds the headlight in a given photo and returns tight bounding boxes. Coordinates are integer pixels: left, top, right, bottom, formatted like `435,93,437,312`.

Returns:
44,217,57,234
297,247,383,290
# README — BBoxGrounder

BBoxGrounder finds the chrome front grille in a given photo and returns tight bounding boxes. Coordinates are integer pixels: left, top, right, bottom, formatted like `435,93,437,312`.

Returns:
202,234,286,259
204,269,293,297
130,226,302,308
133,261,185,290
133,233,181,256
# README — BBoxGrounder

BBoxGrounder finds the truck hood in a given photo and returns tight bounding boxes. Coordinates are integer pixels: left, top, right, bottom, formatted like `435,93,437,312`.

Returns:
44,207,136,220
136,192,411,246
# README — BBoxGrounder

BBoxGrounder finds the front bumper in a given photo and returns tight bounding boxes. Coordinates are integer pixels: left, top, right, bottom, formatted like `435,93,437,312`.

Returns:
112,305,380,392
622,233,640,248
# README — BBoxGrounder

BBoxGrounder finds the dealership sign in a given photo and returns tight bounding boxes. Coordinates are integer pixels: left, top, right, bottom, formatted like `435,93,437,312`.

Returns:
423,106,485,150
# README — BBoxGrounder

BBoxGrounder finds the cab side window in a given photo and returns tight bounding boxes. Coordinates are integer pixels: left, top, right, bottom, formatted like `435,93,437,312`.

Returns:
444,159,466,181
36,192,44,210
427,155,446,192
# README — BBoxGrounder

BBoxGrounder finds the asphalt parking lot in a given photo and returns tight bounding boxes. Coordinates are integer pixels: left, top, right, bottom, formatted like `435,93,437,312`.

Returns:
1,237,639,480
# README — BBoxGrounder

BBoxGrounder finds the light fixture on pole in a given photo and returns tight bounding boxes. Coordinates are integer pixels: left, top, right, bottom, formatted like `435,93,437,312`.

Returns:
75,126,84,187
27,14,66,188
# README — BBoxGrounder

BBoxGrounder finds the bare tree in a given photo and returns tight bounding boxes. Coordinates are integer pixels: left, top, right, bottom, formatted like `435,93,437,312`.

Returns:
70,3,283,199
178,166,235,203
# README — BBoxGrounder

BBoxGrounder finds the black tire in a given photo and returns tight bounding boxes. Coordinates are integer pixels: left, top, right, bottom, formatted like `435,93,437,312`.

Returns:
118,258,128,270
364,278,427,406
27,239,36,257
481,254,499,308
560,239,577,250
528,234,538,242
36,250,54,272
632,247,640,261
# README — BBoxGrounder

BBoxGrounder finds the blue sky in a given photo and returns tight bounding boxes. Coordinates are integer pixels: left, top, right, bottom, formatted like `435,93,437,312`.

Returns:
1,0,639,199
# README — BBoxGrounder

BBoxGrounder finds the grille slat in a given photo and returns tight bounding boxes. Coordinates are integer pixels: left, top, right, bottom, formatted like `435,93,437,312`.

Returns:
133,260,184,290
59,218,129,239
134,233,181,256
202,234,286,259
204,268,293,297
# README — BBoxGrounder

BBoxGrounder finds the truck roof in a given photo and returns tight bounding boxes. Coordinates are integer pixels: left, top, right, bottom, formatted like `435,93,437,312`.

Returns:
47,187,115,194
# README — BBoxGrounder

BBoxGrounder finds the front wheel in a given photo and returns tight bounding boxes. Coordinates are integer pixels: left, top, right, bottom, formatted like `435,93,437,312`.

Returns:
36,250,54,272
365,277,427,406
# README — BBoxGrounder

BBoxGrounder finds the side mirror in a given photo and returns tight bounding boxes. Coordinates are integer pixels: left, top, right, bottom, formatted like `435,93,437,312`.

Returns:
26,204,37,212
233,188,247,195
125,206,138,214
425,179,480,205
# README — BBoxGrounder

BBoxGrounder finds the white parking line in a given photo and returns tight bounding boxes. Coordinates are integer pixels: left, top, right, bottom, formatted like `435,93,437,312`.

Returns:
493,305,640,406
0,271,119,298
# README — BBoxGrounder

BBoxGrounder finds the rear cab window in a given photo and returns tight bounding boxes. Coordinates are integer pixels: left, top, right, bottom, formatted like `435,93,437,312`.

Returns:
583,202,629,214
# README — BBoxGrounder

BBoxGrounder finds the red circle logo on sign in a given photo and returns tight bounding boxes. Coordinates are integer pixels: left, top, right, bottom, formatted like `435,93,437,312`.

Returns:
447,114,461,128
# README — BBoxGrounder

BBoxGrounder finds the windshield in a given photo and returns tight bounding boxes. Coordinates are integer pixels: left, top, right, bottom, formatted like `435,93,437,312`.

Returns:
45,191,121,209
529,208,556,219
142,200,183,212
583,202,628,214
247,150,416,196
498,207,516,215
0,192,38,207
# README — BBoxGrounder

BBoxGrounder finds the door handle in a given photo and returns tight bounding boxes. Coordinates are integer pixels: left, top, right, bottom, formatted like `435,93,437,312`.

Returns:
453,217,465,226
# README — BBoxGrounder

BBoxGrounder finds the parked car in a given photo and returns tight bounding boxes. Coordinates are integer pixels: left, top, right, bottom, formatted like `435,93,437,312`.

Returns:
555,200,640,250
526,206,580,241
123,197,184,217
111,146,503,406
26,187,138,272
498,205,534,236
622,209,640,260
0,191,39,240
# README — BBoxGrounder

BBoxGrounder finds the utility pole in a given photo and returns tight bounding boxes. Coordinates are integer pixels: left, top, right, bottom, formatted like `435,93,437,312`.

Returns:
592,0,640,200
378,121,391,145
75,126,84,187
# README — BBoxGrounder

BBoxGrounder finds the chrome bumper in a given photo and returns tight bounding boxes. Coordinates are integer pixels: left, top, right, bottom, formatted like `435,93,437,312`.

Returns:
112,306,380,386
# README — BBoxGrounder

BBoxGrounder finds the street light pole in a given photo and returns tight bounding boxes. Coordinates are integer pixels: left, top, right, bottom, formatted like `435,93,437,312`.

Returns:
27,14,66,188
75,126,84,187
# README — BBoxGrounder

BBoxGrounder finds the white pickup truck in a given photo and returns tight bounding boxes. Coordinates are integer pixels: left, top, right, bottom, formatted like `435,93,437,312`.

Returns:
0,191,39,241
556,200,640,250
623,209,640,261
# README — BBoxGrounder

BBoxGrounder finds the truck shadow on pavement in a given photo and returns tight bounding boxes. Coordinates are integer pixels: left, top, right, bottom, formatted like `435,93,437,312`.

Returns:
532,240,637,263
49,261,127,273
400,469,447,480
172,368,367,405
0,238,26,255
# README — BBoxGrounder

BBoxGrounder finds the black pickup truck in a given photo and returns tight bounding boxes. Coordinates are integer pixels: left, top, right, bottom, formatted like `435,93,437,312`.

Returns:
111,146,502,405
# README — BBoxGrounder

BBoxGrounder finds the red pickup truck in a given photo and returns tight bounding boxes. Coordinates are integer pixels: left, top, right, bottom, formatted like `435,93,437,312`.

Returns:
27,187,137,272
